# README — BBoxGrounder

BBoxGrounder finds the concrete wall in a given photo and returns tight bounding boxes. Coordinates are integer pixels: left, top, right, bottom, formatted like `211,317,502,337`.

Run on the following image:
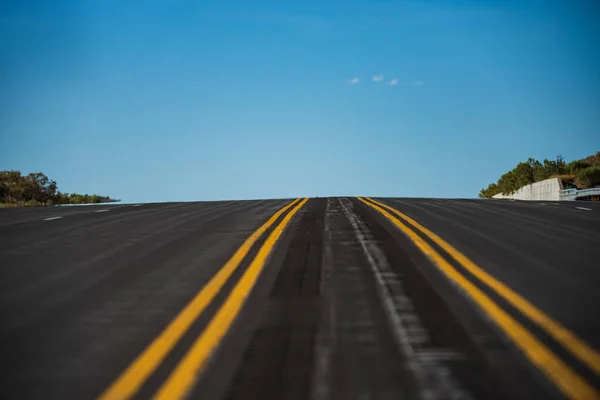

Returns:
492,178,564,201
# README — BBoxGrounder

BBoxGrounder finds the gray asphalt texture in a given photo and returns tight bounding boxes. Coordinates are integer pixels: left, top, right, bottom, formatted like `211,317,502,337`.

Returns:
0,198,599,399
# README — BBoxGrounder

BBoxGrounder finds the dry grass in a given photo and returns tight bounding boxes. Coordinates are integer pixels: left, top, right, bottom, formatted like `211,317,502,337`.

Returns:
0,200,50,208
549,173,576,188
0,203,20,208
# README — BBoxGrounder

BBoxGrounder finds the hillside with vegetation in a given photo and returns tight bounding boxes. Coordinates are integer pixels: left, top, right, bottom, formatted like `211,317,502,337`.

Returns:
0,170,118,207
479,152,600,199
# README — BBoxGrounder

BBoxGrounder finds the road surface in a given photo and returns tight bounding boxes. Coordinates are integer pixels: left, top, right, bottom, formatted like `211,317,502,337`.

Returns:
1,198,599,399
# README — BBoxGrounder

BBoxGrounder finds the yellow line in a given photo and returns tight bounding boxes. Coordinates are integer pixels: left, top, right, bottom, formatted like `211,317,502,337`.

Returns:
363,197,600,377
153,198,308,400
358,197,599,400
98,198,302,400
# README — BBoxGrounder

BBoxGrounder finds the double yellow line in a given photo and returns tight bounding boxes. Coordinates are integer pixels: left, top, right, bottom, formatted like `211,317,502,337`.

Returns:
359,197,600,400
99,198,308,400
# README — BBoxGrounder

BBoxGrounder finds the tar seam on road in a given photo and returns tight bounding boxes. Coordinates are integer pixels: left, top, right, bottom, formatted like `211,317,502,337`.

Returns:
310,197,336,400
153,198,309,400
359,197,600,400
98,198,304,400
341,198,468,400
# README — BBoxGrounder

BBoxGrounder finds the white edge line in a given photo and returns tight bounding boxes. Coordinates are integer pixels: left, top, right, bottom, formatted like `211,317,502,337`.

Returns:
43,216,63,221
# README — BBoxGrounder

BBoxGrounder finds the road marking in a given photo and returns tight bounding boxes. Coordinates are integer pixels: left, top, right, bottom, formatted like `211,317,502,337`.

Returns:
359,197,600,400
95,209,109,213
363,197,600,377
98,198,304,400
575,207,592,211
154,198,308,400
341,198,466,400
132,204,143,207
43,216,63,221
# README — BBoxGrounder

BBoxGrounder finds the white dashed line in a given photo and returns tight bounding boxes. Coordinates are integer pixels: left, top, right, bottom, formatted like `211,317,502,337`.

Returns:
133,204,143,207
95,209,109,213
43,216,63,221
575,207,592,211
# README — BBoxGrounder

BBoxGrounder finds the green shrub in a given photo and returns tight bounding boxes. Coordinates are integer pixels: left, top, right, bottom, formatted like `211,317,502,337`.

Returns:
567,160,591,174
479,183,501,198
578,166,600,188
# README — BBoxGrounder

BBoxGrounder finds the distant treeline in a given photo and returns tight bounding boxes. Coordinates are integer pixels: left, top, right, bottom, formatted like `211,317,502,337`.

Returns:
0,170,118,206
479,152,600,198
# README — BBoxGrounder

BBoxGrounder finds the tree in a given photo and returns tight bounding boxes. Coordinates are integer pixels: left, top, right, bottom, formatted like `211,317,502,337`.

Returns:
527,158,546,181
0,170,26,202
22,172,58,203
542,156,567,177
1,170,116,206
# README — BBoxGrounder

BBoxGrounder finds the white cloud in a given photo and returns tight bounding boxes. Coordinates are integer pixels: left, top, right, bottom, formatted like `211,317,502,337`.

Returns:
389,78,399,85
348,77,359,84
372,74,384,82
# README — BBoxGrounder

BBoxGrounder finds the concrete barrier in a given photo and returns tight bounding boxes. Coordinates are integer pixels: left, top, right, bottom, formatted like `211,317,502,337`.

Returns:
492,178,563,201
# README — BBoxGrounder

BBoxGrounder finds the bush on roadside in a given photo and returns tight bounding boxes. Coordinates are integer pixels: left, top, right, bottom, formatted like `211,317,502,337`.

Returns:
567,160,591,174
577,166,600,189
582,151,600,167
479,183,501,198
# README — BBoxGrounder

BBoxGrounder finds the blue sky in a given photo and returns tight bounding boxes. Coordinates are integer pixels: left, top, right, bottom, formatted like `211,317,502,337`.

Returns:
1,0,599,202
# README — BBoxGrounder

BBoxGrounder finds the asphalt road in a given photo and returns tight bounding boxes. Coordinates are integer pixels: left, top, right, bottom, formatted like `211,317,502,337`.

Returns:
0,198,599,399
